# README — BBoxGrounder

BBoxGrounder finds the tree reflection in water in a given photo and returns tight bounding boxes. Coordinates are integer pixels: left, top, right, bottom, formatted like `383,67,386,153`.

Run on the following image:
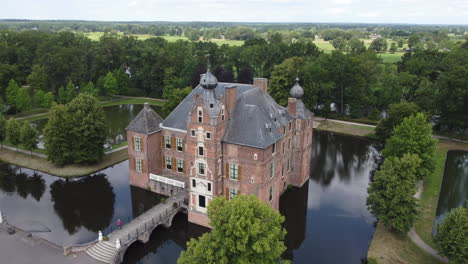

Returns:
0,162,46,201
310,130,375,186
50,173,115,234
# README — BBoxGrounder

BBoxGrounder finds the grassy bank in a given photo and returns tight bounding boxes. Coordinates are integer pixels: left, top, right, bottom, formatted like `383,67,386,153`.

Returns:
368,224,443,264
20,96,165,122
414,139,468,248
0,147,128,177
316,119,375,137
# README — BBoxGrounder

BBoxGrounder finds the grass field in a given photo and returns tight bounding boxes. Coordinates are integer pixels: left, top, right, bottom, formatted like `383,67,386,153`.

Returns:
312,38,405,63
84,32,244,46
368,223,444,264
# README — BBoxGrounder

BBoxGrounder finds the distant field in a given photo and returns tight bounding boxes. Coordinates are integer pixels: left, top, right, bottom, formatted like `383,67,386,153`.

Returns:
313,38,405,63
84,32,243,46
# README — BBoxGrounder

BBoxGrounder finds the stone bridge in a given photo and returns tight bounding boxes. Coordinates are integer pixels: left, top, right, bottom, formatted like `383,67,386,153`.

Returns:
86,192,187,264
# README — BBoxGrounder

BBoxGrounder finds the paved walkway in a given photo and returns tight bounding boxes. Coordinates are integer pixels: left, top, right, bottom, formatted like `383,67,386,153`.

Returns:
0,223,100,264
409,181,449,263
1,145,46,158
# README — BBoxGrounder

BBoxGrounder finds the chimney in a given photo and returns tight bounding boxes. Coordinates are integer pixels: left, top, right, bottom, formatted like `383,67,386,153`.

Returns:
253,78,268,93
288,98,297,117
225,85,237,115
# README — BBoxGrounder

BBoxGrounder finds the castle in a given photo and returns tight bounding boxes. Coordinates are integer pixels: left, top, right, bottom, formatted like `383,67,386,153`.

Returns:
126,68,313,227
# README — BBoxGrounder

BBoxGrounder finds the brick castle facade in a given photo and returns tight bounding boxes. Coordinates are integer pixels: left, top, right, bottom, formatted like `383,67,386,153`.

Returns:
127,69,313,227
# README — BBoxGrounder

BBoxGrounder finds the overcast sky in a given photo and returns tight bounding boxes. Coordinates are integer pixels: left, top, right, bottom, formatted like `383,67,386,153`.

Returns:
2,0,467,25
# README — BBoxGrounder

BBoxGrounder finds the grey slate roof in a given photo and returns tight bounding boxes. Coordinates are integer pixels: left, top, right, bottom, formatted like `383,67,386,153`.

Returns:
126,103,163,134
295,99,314,120
162,82,255,131
223,88,294,149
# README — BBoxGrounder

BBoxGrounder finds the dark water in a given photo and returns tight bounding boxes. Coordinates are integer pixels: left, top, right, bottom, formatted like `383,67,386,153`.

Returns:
0,130,380,264
33,104,160,149
123,130,381,264
0,161,163,247
432,150,468,235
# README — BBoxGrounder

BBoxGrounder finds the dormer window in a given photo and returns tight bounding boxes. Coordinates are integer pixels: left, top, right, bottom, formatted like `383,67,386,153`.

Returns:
209,103,214,108
198,107,203,123
221,105,225,121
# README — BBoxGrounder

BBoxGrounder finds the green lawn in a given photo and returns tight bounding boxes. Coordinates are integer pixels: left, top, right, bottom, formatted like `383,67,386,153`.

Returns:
378,52,404,63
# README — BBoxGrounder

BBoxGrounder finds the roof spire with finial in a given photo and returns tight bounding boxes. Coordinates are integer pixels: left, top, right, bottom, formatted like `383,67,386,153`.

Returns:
200,53,218,89
290,76,304,99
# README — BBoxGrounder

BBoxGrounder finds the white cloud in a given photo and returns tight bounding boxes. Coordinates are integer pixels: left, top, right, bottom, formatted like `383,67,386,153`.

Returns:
128,1,137,7
332,0,354,5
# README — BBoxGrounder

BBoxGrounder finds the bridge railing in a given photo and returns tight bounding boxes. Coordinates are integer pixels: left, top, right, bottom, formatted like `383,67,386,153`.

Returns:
118,200,183,247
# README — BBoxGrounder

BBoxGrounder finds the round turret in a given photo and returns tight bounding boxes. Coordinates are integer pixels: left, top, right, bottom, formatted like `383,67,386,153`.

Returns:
290,77,304,99
200,68,218,89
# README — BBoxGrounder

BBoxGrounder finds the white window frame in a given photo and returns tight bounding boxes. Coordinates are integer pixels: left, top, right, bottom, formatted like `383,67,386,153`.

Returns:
229,163,238,180
198,195,206,208
272,142,276,154
221,105,225,121
198,107,203,123
198,162,206,175
136,158,142,172
270,161,275,178
165,136,171,149
177,159,183,172
269,185,273,201
191,129,196,137
198,146,204,156
287,159,291,172
176,137,183,152
229,188,238,199
165,156,172,169
134,136,141,152
206,132,211,140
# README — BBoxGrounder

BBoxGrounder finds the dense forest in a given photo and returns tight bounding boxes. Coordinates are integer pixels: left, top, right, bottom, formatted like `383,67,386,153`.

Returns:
0,21,467,132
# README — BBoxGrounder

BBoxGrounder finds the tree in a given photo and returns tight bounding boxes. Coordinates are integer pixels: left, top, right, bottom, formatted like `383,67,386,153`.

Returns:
383,113,437,179
27,64,48,91
44,94,107,165
20,122,38,155
6,79,19,109
0,115,6,147
375,102,419,143
398,39,404,48
389,42,397,53
331,37,347,52
367,154,421,233
369,38,388,52
65,80,77,103
6,118,21,151
347,38,366,55
103,72,118,97
178,195,287,264
34,90,55,108
269,57,305,106
81,81,99,97
161,87,192,117
15,87,32,112
434,205,468,264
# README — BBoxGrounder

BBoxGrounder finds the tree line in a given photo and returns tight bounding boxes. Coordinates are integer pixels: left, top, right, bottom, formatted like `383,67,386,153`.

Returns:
0,29,467,131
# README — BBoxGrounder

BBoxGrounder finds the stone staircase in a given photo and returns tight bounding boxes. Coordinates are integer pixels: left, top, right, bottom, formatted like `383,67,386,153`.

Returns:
86,241,117,263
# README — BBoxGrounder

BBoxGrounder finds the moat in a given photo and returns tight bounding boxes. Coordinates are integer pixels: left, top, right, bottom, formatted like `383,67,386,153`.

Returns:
1,130,380,263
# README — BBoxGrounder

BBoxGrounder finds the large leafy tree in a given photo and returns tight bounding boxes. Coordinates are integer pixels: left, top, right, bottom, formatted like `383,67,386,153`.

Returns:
383,113,437,179
27,64,48,91
178,195,288,264
269,57,305,106
375,101,420,143
44,94,107,165
161,87,192,117
20,121,38,155
6,118,21,151
103,71,118,97
367,154,421,233
0,115,6,147
34,90,55,108
6,79,20,109
15,87,32,112
434,205,468,264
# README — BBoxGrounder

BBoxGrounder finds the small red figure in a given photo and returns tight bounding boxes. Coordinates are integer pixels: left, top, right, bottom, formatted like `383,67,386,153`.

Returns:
117,219,121,229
